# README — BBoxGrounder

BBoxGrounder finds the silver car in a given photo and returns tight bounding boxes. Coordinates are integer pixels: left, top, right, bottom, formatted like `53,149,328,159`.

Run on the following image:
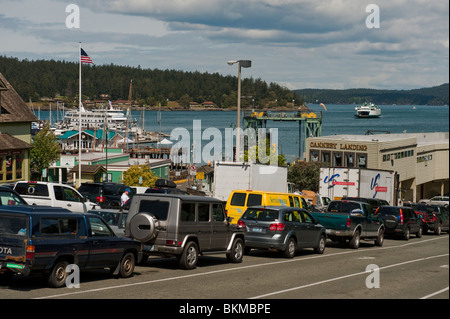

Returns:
238,206,326,258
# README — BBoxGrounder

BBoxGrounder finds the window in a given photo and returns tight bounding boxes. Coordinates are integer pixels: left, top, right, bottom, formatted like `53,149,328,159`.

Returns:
333,152,343,166
357,154,367,168
284,211,300,222
247,194,262,206
344,153,354,167
41,218,78,235
301,211,314,223
321,151,331,165
138,200,169,221
0,215,28,236
62,187,82,202
88,216,113,236
14,183,49,197
212,204,226,222
198,203,210,222
310,150,319,162
230,193,247,206
293,196,301,208
180,202,196,222
0,190,27,206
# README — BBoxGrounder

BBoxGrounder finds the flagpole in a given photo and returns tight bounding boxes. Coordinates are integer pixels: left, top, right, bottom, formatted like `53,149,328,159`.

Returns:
78,42,82,188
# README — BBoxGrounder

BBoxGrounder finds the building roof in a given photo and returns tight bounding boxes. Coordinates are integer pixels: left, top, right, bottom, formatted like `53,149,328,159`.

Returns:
0,133,33,150
0,72,37,123
70,164,107,174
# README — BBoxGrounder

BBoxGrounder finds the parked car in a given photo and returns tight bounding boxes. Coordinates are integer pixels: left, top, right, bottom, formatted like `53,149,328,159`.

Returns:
419,196,449,208
413,203,449,235
0,186,28,206
375,206,422,240
0,205,142,287
126,193,245,269
311,200,384,249
13,181,88,213
238,206,326,258
88,208,128,237
78,182,130,209
342,197,390,212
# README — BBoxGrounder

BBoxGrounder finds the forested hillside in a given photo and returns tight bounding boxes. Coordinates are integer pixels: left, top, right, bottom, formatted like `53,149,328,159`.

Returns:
295,84,449,105
0,56,301,108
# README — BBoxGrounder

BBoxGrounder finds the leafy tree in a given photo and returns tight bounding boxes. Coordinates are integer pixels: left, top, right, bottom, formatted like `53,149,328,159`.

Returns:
121,165,158,187
30,124,60,180
287,160,329,192
244,138,287,167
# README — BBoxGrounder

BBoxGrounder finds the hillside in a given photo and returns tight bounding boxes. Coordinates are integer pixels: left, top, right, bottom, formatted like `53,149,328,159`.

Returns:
294,84,449,105
0,56,301,109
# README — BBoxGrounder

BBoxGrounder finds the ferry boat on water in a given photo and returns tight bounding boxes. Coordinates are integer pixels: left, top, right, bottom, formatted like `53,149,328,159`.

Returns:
59,102,128,131
354,102,381,118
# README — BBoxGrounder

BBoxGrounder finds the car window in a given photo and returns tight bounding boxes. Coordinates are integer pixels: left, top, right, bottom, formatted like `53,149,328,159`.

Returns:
62,187,82,202
79,184,101,194
300,211,314,223
88,216,113,236
247,194,262,207
241,209,278,221
284,210,300,222
15,183,49,196
230,193,247,206
40,218,78,235
198,203,210,222
138,200,169,221
180,202,196,222
378,206,399,216
0,190,27,206
293,197,300,208
212,204,225,222
0,214,28,236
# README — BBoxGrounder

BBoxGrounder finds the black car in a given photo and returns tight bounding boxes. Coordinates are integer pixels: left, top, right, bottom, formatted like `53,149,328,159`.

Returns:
0,186,28,206
78,182,130,209
342,197,389,213
376,206,422,240
144,179,188,195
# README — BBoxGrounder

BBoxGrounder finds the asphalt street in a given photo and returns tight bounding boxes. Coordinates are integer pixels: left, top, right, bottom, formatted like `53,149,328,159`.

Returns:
1,233,448,303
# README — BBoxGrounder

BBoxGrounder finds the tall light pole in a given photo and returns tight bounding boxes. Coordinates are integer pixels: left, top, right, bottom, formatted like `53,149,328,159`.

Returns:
227,60,251,161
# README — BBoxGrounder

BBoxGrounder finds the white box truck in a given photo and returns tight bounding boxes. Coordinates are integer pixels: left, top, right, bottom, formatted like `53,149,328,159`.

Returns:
212,161,288,201
319,167,398,205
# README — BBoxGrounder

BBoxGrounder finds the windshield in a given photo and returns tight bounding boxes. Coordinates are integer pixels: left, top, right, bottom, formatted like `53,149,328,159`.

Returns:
241,209,279,221
0,214,28,236
0,190,28,206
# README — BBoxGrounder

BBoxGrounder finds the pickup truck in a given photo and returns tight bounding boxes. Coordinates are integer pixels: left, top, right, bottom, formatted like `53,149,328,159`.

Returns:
311,200,385,249
13,181,92,213
0,205,142,287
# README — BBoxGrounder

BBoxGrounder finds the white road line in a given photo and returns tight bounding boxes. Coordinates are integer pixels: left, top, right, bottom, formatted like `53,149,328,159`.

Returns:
420,287,449,299
250,253,449,299
34,236,448,299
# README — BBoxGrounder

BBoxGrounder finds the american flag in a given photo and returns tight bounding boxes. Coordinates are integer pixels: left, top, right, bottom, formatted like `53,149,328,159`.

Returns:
81,48,93,64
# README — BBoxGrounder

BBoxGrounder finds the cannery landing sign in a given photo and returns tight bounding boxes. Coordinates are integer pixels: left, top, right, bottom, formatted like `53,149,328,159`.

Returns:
309,141,368,151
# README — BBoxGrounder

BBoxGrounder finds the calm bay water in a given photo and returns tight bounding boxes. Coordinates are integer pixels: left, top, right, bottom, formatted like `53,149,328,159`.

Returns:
38,104,449,163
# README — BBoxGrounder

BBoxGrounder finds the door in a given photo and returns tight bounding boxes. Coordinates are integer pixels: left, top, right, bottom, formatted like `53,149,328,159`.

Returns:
86,216,123,268
196,203,212,251
53,185,86,213
210,203,230,250
297,210,320,246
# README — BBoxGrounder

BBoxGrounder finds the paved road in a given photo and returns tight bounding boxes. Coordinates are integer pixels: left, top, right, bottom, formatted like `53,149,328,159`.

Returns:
1,234,448,303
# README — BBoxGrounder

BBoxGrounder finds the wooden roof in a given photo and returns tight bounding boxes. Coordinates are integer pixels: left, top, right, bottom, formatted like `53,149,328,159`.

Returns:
70,164,107,174
0,133,33,150
0,72,37,123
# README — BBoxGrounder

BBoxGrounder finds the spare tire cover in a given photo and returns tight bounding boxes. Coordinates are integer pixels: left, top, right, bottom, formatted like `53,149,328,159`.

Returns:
129,213,157,242
384,215,398,229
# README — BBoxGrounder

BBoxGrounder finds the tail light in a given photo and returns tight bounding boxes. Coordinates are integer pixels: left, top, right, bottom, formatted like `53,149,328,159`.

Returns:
96,196,106,203
269,223,286,231
237,220,246,229
399,209,404,225
346,218,351,228
26,244,35,260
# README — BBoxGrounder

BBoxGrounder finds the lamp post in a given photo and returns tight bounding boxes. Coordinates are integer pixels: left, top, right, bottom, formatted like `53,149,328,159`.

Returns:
227,60,251,161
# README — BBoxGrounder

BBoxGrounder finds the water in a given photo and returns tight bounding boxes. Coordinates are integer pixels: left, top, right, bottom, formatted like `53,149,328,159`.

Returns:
37,104,449,163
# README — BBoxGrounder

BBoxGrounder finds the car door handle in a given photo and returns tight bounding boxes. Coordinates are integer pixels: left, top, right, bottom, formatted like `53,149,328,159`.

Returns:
67,204,72,207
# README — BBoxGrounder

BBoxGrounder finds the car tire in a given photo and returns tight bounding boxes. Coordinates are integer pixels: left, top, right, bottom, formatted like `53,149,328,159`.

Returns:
435,224,441,236
227,238,244,263
416,226,423,238
178,241,199,270
349,230,360,249
48,260,69,288
284,238,296,258
375,228,384,246
118,252,135,278
314,234,326,254
403,227,410,240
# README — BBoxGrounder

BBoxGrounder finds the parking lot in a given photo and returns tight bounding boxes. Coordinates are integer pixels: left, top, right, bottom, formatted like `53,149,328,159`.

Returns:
1,234,448,302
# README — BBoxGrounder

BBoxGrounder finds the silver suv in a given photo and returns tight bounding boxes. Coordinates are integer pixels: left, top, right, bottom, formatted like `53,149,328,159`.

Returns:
125,194,245,269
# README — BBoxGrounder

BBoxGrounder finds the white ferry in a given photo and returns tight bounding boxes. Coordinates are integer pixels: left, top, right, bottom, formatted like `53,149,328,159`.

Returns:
354,102,381,118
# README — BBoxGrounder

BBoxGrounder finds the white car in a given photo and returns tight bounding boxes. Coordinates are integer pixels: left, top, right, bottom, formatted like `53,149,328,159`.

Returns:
419,196,449,208
13,181,88,213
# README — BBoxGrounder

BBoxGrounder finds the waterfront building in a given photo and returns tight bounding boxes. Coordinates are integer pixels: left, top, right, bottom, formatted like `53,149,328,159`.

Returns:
0,72,37,184
306,132,449,202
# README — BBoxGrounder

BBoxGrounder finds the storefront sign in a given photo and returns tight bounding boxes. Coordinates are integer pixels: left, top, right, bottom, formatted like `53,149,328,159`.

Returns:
310,141,368,151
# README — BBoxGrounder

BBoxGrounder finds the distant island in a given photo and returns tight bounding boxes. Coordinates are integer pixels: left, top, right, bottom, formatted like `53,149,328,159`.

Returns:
294,84,449,105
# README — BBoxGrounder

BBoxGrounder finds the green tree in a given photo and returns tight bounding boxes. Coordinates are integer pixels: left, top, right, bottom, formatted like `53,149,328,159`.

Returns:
122,165,158,187
244,138,286,166
30,124,60,180
287,160,329,192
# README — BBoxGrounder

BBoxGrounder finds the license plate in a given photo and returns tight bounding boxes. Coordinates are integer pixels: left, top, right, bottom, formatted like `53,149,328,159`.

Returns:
252,227,263,233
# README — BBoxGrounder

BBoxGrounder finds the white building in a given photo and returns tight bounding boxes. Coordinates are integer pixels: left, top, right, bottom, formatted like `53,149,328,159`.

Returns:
306,132,449,202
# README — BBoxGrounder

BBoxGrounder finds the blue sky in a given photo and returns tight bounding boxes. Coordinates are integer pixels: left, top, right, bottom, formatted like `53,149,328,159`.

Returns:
0,0,448,90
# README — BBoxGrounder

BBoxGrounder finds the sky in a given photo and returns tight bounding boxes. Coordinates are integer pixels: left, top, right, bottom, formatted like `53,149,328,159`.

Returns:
0,0,448,90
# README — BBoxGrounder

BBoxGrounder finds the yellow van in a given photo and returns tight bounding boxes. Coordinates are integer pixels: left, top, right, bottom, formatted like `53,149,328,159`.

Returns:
225,190,308,224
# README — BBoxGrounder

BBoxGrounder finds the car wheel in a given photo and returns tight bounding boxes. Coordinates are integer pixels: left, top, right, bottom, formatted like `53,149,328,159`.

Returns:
314,234,326,254
227,238,244,263
403,227,410,240
435,224,441,236
416,226,423,238
179,241,199,270
284,238,296,258
375,228,384,247
118,252,135,278
349,230,360,249
48,260,69,288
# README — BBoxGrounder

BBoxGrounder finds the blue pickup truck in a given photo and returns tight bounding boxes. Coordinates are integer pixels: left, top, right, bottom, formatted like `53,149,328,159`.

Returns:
311,200,385,249
0,206,142,287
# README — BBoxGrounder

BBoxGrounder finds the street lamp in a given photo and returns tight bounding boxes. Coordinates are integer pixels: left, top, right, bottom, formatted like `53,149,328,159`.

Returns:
228,60,251,161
